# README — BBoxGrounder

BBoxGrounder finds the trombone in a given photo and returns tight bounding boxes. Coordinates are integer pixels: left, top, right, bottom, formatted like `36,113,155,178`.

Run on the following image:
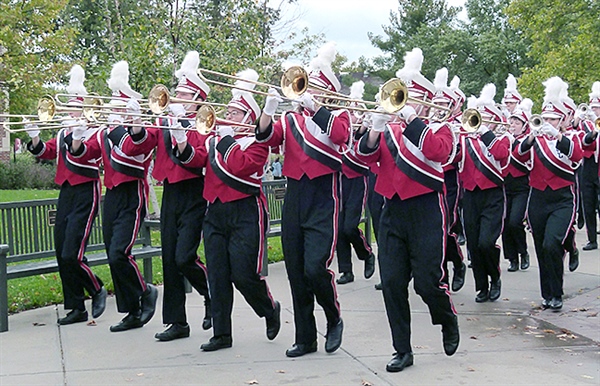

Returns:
147,84,228,115
461,109,510,133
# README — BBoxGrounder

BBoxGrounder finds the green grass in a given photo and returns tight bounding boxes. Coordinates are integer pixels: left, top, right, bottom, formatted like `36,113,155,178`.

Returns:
3,188,284,314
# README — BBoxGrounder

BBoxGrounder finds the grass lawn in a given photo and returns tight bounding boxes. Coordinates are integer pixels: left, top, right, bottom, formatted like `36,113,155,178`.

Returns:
2,187,285,315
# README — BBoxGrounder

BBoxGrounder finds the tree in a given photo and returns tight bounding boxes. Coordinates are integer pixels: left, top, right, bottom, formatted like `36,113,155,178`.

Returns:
0,0,76,115
507,0,600,105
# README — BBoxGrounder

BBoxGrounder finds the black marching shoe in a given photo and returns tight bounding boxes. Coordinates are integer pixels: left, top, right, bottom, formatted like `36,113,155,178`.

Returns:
541,298,551,309
58,309,88,325
442,316,460,356
569,248,580,272
266,301,281,340
325,318,344,353
451,263,466,292
374,282,383,291
582,242,598,251
457,234,466,246
200,335,233,352
475,289,489,303
336,272,354,285
155,323,190,341
140,283,158,325
91,287,107,319
549,297,563,311
110,312,143,332
203,298,212,330
285,341,317,358
386,352,414,372
364,253,376,279
507,260,519,272
489,279,501,301
520,253,530,270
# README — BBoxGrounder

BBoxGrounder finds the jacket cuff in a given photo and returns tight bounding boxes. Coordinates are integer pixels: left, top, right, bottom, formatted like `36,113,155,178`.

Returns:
175,143,194,164
556,135,572,156
256,122,273,142
27,140,45,156
480,130,496,147
128,127,147,144
358,134,379,155
107,126,128,147
216,135,237,160
312,107,334,135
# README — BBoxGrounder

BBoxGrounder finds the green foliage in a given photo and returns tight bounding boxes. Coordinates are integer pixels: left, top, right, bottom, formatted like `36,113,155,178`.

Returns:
0,154,58,190
507,0,600,105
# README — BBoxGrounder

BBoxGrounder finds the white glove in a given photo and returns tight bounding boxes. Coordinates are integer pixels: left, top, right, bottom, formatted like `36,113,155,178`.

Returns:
170,125,187,144
126,99,141,115
295,93,316,112
361,113,373,130
71,119,88,140
23,119,40,138
217,125,235,138
169,103,186,118
370,112,391,132
107,114,123,124
542,122,559,137
397,105,417,123
476,124,490,135
263,88,283,116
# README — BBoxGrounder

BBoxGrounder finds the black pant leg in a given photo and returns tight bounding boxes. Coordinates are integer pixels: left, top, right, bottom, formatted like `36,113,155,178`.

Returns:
581,158,599,244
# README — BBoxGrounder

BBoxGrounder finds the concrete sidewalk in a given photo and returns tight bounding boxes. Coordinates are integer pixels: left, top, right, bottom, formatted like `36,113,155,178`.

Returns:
1,231,599,385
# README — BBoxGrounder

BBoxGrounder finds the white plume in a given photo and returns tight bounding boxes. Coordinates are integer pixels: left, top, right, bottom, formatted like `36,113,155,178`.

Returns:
175,51,199,80
590,81,600,99
233,69,259,97
519,98,533,113
434,67,449,90
349,81,365,99
542,76,568,105
395,48,424,79
450,75,461,90
309,41,337,72
67,65,87,95
505,74,518,92
467,95,478,109
478,83,497,107
107,61,130,93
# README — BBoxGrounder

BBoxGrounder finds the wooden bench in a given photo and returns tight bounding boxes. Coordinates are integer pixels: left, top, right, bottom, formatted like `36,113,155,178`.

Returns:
0,198,162,332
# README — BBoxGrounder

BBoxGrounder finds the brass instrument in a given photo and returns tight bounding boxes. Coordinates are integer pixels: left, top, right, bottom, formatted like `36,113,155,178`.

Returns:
461,109,510,133
147,84,228,115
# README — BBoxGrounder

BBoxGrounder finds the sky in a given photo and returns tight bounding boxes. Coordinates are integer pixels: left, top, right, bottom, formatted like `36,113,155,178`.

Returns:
270,0,467,63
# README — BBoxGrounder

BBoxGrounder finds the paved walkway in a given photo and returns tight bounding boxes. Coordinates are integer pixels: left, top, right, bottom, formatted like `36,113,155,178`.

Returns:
1,231,599,385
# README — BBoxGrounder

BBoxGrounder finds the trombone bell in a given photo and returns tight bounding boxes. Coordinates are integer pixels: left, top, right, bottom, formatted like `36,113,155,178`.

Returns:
380,78,408,113
148,84,171,115
37,96,56,122
280,66,308,100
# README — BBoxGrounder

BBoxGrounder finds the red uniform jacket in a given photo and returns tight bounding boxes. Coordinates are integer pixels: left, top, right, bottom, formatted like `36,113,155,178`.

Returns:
355,119,455,200
256,107,351,180
28,128,101,186
83,125,153,189
456,130,511,191
514,132,583,191
177,131,268,204
118,116,205,183
505,132,531,178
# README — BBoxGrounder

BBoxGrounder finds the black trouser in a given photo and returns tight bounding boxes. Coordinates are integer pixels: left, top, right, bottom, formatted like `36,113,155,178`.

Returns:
203,196,276,338
337,175,372,273
55,181,103,311
462,187,504,293
161,178,209,325
367,171,384,242
443,169,465,284
581,157,599,244
378,192,457,355
103,180,147,314
282,174,341,345
502,175,529,262
528,186,576,300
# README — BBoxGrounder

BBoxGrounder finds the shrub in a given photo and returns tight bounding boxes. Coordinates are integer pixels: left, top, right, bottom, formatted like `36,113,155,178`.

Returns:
0,154,58,190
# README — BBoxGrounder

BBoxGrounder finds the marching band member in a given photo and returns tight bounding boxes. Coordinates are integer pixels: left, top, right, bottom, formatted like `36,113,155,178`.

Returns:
432,68,466,292
26,65,106,325
336,81,375,285
502,98,533,272
513,77,583,310
501,74,523,116
118,51,212,341
572,82,600,251
257,42,349,358
458,84,510,303
77,61,158,332
177,69,280,352
356,48,459,372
